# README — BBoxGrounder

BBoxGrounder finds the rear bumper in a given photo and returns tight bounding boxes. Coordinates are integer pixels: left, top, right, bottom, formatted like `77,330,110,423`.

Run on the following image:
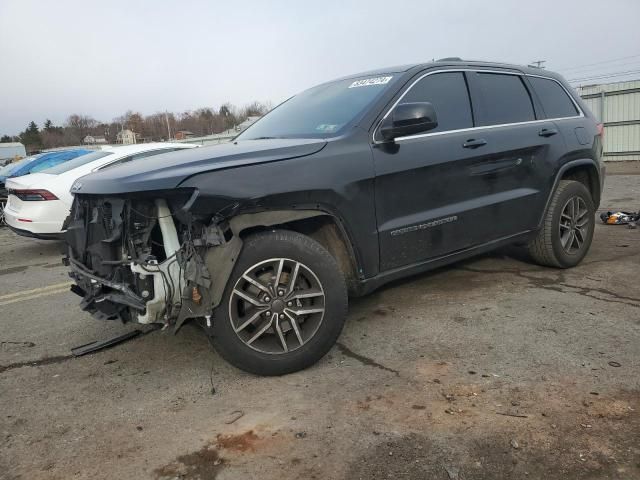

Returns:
7,224,63,240
4,198,68,236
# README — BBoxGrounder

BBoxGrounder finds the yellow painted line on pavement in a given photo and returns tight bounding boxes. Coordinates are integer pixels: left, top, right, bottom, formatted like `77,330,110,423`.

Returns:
0,281,74,307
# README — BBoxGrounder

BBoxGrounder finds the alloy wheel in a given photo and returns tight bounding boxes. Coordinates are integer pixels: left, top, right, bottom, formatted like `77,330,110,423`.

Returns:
229,258,326,354
559,196,590,255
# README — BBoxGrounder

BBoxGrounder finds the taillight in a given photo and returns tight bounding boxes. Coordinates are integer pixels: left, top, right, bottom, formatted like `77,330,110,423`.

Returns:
596,123,605,139
10,189,59,201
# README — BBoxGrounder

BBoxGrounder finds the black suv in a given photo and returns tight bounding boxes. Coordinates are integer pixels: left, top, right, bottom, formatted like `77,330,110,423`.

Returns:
64,59,604,375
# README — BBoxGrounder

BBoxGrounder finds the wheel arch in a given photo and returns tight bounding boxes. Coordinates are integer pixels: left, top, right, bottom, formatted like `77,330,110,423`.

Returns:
206,209,361,312
230,210,361,292
560,161,602,208
539,159,602,228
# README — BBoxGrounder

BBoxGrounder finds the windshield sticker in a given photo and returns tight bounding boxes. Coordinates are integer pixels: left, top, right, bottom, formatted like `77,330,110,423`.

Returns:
348,76,393,88
315,124,340,133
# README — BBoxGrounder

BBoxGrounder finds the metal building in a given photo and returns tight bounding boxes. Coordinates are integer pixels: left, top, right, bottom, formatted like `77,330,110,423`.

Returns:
577,80,640,161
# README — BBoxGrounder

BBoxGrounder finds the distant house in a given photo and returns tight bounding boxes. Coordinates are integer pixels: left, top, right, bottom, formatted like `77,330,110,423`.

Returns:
116,129,137,145
175,130,195,140
83,135,107,145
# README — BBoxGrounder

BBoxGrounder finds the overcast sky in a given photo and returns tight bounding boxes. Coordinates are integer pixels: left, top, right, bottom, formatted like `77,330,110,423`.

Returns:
1,0,639,135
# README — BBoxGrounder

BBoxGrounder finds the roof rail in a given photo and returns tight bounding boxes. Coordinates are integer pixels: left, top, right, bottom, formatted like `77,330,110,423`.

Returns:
436,57,463,62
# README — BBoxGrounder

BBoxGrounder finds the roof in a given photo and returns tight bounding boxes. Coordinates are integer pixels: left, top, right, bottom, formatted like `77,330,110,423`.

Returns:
336,59,565,82
100,142,194,154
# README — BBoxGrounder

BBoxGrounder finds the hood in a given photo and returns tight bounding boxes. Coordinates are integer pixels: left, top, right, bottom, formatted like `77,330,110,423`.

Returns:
72,138,327,195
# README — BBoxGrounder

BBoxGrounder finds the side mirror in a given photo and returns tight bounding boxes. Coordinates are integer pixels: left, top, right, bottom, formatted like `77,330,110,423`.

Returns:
380,102,438,141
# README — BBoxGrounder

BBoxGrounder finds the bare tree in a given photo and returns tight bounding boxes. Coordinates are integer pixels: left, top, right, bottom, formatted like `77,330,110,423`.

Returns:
2,100,271,147
241,101,271,119
41,130,65,149
66,114,98,143
125,112,144,136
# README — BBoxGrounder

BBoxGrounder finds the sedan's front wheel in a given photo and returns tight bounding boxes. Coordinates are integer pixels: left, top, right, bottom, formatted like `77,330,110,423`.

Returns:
210,230,348,376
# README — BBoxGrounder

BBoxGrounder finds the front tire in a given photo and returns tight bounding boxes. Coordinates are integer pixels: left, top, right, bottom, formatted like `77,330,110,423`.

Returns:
527,180,595,268
210,230,348,376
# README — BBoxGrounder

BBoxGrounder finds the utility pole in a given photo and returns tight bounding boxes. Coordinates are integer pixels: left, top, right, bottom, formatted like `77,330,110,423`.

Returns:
165,111,172,141
529,60,546,69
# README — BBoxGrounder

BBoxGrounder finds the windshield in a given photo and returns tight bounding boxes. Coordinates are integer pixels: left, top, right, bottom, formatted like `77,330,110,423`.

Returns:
42,151,113,174
236,74,397,140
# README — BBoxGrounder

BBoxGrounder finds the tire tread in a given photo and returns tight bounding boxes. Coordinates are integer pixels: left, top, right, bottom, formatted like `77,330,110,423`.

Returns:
527,180,593,268
211,229,348,376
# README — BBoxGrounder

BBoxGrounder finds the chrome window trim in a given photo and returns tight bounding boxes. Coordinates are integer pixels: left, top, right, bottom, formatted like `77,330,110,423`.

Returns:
372,68,584,145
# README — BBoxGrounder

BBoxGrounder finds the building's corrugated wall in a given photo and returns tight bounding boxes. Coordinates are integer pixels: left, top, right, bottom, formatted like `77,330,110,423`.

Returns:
577,80,640,161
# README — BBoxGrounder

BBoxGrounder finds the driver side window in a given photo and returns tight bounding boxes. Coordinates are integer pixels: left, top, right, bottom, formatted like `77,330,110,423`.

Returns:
401,72,474,133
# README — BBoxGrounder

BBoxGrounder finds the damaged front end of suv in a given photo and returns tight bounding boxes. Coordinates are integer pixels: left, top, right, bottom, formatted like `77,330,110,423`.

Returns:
64,190,238,330
59,133,354,376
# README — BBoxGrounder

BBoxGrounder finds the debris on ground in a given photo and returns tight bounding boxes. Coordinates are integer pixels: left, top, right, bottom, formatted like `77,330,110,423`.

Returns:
600,210,639,228
444,465,460,479
71,330,143,357
496,412,528,418
224,410,245,425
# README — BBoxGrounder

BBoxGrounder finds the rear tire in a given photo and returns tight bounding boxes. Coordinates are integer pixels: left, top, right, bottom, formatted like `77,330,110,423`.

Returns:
527,180,595,268
210,230,348,376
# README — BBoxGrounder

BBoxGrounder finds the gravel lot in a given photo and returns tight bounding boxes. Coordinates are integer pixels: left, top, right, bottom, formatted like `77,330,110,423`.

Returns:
1,172,639,480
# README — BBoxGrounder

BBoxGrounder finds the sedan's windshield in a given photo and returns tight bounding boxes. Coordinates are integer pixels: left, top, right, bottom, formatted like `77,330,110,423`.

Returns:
41,151,113,174
236,74,397,140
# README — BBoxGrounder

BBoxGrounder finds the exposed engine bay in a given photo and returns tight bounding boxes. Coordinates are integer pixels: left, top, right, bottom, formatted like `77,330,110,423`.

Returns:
64,191,235,329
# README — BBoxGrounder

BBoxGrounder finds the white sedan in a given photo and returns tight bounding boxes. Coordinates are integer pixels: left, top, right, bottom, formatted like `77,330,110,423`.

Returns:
4,143,197,238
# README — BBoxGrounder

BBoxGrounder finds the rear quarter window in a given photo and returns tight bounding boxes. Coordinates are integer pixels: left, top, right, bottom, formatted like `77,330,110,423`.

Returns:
528,76,579,119
473,73,535,126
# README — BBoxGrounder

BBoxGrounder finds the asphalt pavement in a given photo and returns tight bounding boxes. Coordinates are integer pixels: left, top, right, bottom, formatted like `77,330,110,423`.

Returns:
1,173,639,480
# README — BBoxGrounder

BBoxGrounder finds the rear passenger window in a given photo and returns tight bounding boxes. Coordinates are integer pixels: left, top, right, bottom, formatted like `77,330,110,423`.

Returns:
528,76,579,118
474,73,535,126
400,72,473,133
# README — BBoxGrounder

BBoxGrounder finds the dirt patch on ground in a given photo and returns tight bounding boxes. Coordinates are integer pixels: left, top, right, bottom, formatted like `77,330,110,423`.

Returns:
345,385,640,479
215,430,260,452
153,429,278,479
154,444,223,479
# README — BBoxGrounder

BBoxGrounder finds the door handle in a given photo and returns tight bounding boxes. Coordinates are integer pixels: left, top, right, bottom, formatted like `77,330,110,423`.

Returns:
538,127,558,137
463,138,487,149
